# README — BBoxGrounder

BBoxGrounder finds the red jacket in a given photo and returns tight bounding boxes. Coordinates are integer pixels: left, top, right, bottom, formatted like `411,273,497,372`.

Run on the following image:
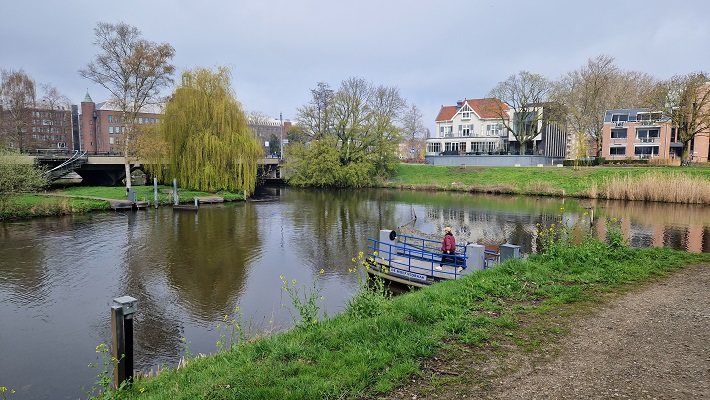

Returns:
441,232,456,253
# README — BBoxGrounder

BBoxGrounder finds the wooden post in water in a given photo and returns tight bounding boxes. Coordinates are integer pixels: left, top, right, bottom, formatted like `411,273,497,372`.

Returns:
173,179,178,205
111,296,138,389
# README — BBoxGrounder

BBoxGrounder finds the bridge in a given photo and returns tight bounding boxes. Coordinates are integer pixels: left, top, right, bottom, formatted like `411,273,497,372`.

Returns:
11,151,282,186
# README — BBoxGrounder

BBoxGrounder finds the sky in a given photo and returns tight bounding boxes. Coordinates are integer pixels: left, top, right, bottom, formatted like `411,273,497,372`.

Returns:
2,0,709,132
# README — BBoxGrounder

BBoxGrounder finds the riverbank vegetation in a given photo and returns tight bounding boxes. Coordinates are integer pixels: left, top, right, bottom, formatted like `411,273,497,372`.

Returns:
0,185,244,220
97,223,710,400
384,164,710,203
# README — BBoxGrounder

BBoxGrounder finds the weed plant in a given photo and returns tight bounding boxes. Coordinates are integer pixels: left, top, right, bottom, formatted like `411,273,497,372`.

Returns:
94,221,710,399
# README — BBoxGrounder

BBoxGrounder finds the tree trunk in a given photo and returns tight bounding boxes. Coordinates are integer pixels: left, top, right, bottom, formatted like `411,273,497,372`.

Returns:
124,158,132,189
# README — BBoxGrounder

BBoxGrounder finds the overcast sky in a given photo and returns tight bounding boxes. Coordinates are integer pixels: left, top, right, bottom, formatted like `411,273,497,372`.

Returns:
2,0,709,131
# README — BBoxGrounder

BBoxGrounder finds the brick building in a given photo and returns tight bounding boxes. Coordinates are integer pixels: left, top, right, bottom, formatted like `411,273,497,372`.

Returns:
79,92,163,155
0,103,74,152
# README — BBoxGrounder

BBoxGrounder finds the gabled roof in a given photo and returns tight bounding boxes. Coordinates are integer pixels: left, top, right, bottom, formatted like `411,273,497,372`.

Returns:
435,98,509,122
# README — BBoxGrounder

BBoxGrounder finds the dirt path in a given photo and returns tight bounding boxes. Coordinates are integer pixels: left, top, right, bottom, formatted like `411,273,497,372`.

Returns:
387,265,709,399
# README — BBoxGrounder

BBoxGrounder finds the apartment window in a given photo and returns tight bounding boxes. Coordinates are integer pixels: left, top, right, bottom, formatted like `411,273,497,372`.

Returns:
109,126,114,134
109,137,115,144
634,146,659,157
459,124,472,136
611,113,629,122
637,112,662,122
138,117,143,124
108,115,113,122
150,118,156,124
636,129,659,142
609,146,626,156
610,129,627,139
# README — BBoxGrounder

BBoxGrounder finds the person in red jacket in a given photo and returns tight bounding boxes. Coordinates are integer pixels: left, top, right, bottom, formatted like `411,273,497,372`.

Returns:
437,226,456,271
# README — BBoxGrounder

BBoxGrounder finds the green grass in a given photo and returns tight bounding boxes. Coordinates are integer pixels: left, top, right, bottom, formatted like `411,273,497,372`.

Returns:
385,164,710,197
103,233,710,400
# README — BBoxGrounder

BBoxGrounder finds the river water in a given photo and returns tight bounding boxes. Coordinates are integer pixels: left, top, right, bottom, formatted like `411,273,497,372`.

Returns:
1,187,708,399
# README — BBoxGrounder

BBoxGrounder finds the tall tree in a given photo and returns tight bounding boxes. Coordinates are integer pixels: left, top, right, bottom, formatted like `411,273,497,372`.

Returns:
79,21,175,188
650,71,710,162
296,82,334,140
147,67,262,194
290,77,406,187
0,69,36,152
400,103,427,158
488,71,552,154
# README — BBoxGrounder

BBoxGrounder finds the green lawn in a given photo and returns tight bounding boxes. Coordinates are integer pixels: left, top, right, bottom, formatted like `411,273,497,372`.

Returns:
385,164,710,196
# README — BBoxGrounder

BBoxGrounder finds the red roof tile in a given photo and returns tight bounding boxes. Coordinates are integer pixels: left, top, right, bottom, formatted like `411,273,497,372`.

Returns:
435,98,509,121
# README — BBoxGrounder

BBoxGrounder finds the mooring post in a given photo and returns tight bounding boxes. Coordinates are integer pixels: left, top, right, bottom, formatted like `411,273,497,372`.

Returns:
111,296,138,389
173,179,178,205
194,197,198,207
153,178,158,208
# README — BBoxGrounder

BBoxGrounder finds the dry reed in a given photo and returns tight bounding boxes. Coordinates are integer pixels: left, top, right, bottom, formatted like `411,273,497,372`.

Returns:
600,173,710,204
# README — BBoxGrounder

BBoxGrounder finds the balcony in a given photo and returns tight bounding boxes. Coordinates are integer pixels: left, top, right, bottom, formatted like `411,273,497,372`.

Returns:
636,137,658,143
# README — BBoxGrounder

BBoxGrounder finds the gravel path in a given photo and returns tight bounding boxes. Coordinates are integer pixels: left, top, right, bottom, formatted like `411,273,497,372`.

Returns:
385,264,709,399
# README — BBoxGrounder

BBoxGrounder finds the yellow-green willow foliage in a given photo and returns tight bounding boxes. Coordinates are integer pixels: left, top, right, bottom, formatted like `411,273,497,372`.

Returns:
151,67,261,194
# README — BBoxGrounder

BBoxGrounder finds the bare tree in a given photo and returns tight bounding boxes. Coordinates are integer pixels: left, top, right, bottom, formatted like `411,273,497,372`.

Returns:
0,69,36,152
650,71,710,162
488,71,552,154
400,103,427,158
247,111,270,155
79,21,175,188
39,83,71,110
296,82,334,140
552,55,658,158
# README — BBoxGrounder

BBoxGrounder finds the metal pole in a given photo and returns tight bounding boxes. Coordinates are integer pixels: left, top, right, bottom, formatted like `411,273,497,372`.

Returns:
279,112,283,160
153,178,158,208
173,179,178,206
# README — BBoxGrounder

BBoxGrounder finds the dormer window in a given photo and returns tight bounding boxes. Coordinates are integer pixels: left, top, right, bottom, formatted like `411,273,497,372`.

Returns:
461,111,470,120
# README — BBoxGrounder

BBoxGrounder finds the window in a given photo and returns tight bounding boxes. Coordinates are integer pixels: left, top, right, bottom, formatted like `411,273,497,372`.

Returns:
108,115,113,122
486,124,502,136
150,118,156,124
440,125,453,137
486,142,496,153
609,146,626,156
109,126,114,134
636,129,659,142
461,111,470,120
610,129,627,139
444,142,459,152
611,114,629,122
109,137,115,144
634,146,659,157
138,117,143,124
459,124,472,136
428,142,441,153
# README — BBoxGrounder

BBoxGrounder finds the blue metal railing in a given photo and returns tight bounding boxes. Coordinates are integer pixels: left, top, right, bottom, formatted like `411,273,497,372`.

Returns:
367,234,468,279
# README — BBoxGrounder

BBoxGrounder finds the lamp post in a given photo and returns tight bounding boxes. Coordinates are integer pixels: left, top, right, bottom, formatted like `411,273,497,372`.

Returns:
279,112,283,160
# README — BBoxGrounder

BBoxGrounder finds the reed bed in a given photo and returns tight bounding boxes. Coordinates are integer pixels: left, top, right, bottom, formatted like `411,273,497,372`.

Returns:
589,173,710,204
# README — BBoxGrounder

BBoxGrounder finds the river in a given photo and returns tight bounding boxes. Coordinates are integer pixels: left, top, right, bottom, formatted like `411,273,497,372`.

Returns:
1,187,708,399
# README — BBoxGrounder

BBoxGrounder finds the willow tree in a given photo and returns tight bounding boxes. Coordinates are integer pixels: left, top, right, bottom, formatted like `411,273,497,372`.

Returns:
150,67,261,194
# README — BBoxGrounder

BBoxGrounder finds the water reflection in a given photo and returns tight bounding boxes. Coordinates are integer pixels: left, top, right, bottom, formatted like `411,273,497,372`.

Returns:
1,188,709,399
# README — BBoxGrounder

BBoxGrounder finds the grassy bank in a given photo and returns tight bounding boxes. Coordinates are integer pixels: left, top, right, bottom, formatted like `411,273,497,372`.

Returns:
384,164,710,203
0,185,244,220
95,227,710,400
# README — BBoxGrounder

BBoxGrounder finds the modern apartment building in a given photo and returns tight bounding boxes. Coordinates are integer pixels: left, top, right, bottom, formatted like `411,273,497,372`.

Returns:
601,108,709,162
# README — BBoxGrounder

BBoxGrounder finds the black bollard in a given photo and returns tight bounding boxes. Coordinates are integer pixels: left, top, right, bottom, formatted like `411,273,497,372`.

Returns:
112,296,138,389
